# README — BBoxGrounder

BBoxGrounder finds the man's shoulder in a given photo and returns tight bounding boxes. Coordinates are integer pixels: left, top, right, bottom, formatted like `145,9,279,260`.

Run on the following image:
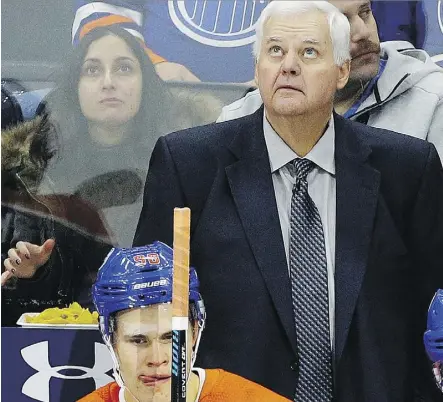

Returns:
217,89,263,122
338,115,431,157
381,41,443,97
340,116,434,169
200,369,289,401
365,123,431,152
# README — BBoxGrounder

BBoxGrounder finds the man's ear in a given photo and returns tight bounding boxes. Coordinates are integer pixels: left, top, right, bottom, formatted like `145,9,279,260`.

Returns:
337,59,350,90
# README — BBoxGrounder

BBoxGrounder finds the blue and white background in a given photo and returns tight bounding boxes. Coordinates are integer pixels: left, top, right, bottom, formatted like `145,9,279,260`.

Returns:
141,0,443,81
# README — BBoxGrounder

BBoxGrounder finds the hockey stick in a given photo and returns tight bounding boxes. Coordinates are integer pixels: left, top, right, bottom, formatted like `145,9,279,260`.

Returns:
171,207,191,402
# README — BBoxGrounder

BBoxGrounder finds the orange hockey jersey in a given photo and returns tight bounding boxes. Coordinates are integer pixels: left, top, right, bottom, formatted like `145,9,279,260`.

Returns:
78,369,290,401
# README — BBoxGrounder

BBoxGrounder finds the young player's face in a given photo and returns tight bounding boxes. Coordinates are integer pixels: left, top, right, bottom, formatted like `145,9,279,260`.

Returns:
114,304,196,402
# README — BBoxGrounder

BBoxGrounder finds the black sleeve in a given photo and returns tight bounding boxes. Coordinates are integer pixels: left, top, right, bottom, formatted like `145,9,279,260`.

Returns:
133,136,186,248
408,144,443,296
407,144,443,401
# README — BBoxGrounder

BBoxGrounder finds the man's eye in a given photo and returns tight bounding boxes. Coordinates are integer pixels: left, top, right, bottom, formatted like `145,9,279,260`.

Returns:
303,48,318,58
359,9,371,19
130,337,147,345
269,46,283,56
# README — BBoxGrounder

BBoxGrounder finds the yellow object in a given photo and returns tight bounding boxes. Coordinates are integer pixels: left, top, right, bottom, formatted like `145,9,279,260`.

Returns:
25,302,99,325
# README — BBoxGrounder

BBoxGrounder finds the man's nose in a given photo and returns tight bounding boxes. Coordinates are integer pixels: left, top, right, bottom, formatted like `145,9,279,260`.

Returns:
146,340,169,367
350,15,371,44
281,51,301,76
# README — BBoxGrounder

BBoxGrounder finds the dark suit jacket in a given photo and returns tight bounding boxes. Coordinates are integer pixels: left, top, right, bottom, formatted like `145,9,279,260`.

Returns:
134,107,443,401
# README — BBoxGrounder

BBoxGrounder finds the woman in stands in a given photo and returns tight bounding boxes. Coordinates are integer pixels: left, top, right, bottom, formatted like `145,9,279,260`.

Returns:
42,24,219,246
2,25,218,325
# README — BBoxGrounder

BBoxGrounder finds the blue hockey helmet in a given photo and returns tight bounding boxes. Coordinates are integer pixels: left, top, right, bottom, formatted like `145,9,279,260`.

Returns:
92,241,205,338
424,289,443,363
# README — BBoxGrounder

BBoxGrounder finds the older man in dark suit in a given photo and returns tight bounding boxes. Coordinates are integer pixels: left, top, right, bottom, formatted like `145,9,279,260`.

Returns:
134,1,443,400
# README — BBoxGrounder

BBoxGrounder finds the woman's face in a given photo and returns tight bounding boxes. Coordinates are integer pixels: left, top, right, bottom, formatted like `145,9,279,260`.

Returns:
78,34,142,127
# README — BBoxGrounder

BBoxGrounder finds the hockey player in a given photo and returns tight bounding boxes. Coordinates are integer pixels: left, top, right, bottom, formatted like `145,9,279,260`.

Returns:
79,242,290,402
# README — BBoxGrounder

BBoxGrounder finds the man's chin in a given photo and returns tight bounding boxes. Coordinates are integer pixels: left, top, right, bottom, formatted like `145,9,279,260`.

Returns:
348,69,378,86
349,55,380,83
127,386,170,402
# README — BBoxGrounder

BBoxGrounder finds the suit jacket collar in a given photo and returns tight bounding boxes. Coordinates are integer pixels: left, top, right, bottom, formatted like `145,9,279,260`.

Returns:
227,105,267,161
333,114,380,365
226,108,381,364
226,105,298,354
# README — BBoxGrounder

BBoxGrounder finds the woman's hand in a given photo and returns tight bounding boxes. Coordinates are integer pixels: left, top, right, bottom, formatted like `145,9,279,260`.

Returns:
2,239,55,284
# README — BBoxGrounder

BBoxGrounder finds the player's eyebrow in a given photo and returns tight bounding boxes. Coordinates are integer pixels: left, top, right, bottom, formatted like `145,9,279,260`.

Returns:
123,333,147,340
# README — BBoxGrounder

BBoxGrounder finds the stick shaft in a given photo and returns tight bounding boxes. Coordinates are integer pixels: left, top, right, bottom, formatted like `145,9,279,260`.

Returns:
171,207,191,402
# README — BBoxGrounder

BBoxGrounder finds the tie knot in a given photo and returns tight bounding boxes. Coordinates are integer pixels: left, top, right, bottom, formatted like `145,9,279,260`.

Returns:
288,158,315,181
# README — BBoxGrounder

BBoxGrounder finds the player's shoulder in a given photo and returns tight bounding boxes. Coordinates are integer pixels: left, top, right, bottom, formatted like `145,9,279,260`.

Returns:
77,381,120,402
200,369,290,401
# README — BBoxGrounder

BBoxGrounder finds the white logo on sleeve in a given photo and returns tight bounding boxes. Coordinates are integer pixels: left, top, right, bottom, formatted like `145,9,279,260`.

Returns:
21,341,113,402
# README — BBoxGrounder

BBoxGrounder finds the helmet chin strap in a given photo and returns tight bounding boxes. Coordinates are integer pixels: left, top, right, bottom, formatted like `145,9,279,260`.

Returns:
190,316,206,370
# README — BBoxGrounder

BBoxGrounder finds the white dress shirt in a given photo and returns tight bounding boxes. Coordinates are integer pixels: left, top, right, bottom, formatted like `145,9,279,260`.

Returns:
263,114,336,350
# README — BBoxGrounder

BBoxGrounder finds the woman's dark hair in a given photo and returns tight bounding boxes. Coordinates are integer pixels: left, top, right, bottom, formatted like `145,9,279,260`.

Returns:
45,25,172,146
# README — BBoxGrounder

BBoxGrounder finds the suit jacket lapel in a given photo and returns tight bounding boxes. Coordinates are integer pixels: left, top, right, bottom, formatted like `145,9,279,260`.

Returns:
334,114,381,364
225,107,298,354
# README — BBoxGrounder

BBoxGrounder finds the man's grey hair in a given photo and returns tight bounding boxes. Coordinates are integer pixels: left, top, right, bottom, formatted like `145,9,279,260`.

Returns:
253,1,351,66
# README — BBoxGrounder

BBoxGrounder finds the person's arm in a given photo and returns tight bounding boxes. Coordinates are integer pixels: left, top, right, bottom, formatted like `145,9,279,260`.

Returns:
407,143,443,300
406,144,443,401
133,136,185,247
427,100,443,163
411,143,443,279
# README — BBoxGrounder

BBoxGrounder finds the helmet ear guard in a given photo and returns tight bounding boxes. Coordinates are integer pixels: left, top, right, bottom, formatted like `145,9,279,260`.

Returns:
424,289,443,393
424,290,443,363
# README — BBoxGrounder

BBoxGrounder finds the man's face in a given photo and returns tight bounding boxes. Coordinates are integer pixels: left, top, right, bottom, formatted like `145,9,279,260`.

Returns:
329,0,380,83
255,11,349,119
113,304,196,402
